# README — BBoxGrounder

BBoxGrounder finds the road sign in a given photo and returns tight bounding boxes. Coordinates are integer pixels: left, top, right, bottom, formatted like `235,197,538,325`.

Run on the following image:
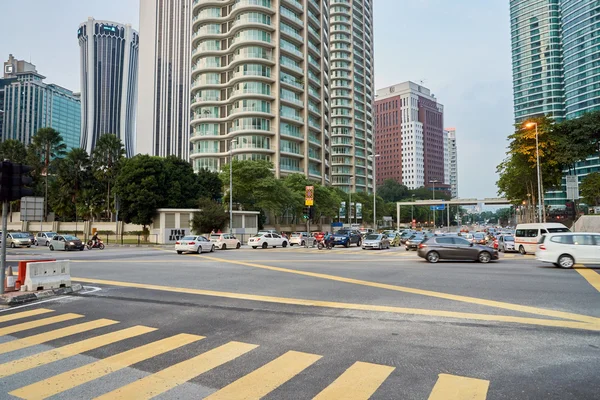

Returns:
305,185,314,206
20,197,44,221
430,205,445,211
566,175,579,200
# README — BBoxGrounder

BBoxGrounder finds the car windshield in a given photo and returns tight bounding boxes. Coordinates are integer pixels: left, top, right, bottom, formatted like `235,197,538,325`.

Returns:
291,233,304,237
210,235,222,239
181,236,196,241
365,234,380,240
46,233,58,237
548,228,570,233
474,233,485,238
12,233,28,238
411,235,424,240
63,235,78,240
503,236,514,241
336,230,349,235
254,233,265,237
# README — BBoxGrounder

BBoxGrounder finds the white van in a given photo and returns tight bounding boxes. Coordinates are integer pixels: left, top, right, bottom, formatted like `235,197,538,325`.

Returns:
514,223,570,254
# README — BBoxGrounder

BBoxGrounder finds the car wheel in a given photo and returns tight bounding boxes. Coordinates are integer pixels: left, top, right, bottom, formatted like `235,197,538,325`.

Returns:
222,244,227,250
478,252,491,263
211,245,215,253
344,241,349,248
499,247,504,253
252,246,257,249
519,246,526,255
177,251,183,254
405,247,409,251
282,241,288,248
236,242,241,249
378,244,382,250
262,242,268,249
357,240,362,247
290,243,294,246
79,247,84,251
27,245,31,248
426,251,440,263
10,243,15,248
557,254,574,269
197,246,203,254
49,245,54,251
301,241,305,247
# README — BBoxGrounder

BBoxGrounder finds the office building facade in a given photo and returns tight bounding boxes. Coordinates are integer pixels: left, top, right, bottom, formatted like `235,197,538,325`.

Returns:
445,128,458,199
138,0,192,159
189,0,331,183
78,18,139,157
329,0,375,193
1,54,81,150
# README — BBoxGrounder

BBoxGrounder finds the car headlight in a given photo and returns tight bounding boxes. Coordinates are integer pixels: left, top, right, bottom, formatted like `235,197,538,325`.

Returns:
69,242,75,245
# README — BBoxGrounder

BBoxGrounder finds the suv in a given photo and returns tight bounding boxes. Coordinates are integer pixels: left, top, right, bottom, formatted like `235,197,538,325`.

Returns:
209,233,241,250
332,229,362,247
536,232,600,268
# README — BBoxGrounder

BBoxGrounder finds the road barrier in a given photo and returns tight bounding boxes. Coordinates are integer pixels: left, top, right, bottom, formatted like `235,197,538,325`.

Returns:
22,260,70,292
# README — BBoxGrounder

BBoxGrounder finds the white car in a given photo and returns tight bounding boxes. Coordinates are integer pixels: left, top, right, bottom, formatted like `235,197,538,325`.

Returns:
175,235,215,254
248,233,288,249
210,233,241,250
536,232,600,268
289,232,310,246
36,232,58,247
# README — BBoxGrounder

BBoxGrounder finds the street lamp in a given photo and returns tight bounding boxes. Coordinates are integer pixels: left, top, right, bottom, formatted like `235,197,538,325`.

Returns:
429,179,440,228
348,177,355,226
229,138,238,234
411,194,415,225
369,154,380,230
525,122,544,223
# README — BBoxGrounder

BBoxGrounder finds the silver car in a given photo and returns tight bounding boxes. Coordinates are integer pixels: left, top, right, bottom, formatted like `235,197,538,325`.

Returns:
362,234,391,250
5,232,32,248
498,235,516,252
36,232,58,247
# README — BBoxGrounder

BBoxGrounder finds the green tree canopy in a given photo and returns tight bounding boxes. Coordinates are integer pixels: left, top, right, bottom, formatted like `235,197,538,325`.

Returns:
197,168,223,201
0,140,27,163
192,198,229,234
377,179,409,202
91,133,126,217
163,155,202,208
581,172,600,207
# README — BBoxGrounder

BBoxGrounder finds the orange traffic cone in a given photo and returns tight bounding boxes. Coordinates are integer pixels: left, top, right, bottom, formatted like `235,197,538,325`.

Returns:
5,266,15,292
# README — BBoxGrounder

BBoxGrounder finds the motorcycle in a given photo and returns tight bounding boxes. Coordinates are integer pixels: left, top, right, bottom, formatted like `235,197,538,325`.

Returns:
317,238,334,250
86,239,105,250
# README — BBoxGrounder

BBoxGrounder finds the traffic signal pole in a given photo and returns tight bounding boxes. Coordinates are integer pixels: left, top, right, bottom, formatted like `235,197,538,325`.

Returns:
0,201,8,295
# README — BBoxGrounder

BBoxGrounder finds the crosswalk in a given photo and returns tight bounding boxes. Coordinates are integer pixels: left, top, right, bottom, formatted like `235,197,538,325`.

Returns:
0,308,491,399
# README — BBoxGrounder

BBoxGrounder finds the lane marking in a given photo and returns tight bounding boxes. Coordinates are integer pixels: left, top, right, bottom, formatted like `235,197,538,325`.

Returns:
200,256,600,325
10,333,203,400
71,277,600,331
427,373,489,400
0,318,118,355
205,350,321,400
95,341,258,400
313,361,395,400
574,265,600,293
0,313,83,336
0,308,53,321
0,325,156,378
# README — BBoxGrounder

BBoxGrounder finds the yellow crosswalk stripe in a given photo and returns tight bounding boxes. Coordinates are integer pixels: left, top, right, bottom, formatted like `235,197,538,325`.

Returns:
0,318,118,355
205,350,322,400
574,265,600,293
96,341,259,400
427,373,489,400
0,308,53,323
0,325,156,379
0,313,83,336
9,333,203,400
313,361,395,399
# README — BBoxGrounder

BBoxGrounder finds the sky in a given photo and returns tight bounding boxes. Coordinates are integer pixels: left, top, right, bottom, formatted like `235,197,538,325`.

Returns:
0,0,514,199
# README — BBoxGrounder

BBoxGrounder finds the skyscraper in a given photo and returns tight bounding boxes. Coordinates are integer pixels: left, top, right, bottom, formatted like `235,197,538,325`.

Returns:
78,17,139,157
138,0,192,159
189,0,331,184
445,128,458,199
329,0,375,193
1,54,81,150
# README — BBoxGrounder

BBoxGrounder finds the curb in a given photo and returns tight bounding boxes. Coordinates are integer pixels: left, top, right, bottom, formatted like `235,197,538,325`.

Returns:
0,284,83,306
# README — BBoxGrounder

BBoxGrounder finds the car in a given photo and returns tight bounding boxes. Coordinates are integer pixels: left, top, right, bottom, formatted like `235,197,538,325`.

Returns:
459,232,474,243
36,232,58,247
405,234,425,251
536,232,600,268
175,235,215,254
5,232,32,248
49,235,85,251
22,232,36,246
359,228,374,237
248,233,289,249
417,236,499,263
362,234,390,250
514,223,570,254
498,235,516,252
289,232,310,246
400,231,415,244
332,229,362,247
473,232,488,245
210,233,241,250
257,230,279,235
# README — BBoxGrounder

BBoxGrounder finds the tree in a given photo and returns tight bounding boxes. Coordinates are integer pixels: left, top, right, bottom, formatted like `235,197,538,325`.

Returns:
220,159,274,210
163,156,202,208
50,148,92,220
191,198,229,234
581,172,600,206
0,140,27,163
92,133,125,219
197,168,223,201
378,179,409,203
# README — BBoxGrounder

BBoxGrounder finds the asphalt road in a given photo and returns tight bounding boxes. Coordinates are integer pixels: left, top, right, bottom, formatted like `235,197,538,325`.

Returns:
0,243,598,399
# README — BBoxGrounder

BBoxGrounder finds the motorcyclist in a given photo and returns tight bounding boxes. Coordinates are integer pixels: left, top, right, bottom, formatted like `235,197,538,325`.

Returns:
91,232,99,247
324,231,334,249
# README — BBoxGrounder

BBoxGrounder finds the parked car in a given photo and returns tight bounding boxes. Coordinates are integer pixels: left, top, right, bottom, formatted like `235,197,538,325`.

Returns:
514,223,570,254
417,236,499,263
289,232,310,246
6,232,32,248
405,234,425,251
536,233,600,268
362,234,390,250
49,235,85,251
36,232,58,247
332,229,362,247
248,233,289,249
498,235,516,252
210,233,241,250
175,235,215,254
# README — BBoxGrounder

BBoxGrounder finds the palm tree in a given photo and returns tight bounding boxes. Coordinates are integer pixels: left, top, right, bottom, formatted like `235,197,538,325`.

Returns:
30,128,67,220
0,140,27,163
91,134,125,220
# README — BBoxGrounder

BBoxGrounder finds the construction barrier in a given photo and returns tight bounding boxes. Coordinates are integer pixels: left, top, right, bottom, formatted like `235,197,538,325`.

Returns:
13,260,56,291
22,260,71,292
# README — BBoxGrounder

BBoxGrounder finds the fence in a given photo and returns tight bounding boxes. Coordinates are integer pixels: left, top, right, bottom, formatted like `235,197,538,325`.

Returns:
55,231,159,246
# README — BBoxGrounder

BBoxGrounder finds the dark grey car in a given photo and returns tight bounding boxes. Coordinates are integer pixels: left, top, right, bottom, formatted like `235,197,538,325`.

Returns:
417,236,499,263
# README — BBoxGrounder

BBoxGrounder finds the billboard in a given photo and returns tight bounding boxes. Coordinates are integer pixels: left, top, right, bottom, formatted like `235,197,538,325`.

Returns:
20,197,44,221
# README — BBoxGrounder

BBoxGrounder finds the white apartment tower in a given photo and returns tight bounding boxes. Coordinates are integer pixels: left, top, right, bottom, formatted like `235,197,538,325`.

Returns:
330,0,374,193
445,127,458,198
189,0,331,183
138,0,192,159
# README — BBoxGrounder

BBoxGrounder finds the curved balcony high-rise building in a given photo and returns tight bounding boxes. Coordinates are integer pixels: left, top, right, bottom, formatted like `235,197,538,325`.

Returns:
78,17,139,157
190,0,331,184
329,0,374,193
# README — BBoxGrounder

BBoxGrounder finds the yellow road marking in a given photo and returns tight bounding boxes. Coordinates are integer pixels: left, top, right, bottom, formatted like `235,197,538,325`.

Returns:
10,333,203,400
0,313,83,336
313,361,395,399
427,373,489,400
0,308,53,322
574,265,600,293
205,350,321,400
0,325,156,378
71,277,600,331
200,256,600,325
96,341,258,400
0,318,118,355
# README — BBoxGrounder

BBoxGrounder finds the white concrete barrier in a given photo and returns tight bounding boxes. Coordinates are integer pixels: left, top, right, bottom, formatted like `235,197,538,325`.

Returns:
23,261,71,292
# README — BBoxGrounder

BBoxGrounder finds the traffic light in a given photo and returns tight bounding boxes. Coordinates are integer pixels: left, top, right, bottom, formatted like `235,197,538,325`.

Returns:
308,206,315,219
302,207,310,220
0,161,34,202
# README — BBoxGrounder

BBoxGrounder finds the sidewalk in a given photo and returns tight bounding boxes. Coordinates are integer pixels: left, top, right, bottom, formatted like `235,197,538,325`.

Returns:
0,284,83,306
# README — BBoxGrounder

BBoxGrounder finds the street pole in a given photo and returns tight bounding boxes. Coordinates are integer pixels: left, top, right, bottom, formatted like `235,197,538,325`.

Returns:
411,194,415,227
229,139,237,235
534,124,543,223
371,154,379,231
0,201,8,295
431,181,436,228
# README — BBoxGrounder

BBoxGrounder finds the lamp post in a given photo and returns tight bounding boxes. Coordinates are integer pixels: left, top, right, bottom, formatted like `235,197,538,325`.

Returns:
411,194,415,225
348,177,354,226
229,139,238,234
369,154,380,230
429,179,440,228
525,122,544,223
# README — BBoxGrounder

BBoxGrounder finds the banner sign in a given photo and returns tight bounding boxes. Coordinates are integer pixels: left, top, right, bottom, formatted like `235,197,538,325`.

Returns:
305,185,314,206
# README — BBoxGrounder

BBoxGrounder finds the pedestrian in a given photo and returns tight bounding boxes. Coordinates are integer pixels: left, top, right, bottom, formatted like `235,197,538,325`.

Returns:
217,229,222,234
210,229,215,235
